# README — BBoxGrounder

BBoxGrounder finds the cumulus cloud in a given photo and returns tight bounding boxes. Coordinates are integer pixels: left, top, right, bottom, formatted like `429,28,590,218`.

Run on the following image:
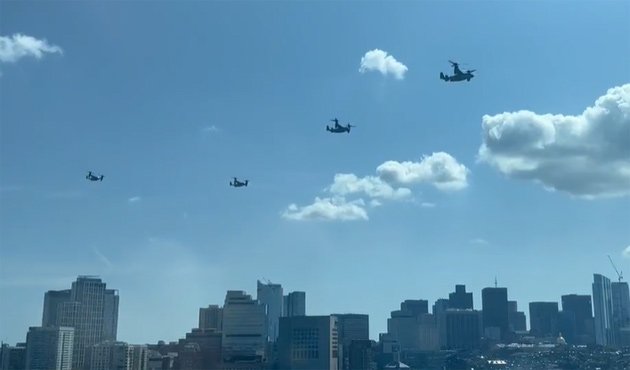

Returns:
282,197,368,221
328,173,412,200
359,49,408,80
377,152,470,191
623,246,630,259
0,33,63,63
478,84,630,198
284,152,467,221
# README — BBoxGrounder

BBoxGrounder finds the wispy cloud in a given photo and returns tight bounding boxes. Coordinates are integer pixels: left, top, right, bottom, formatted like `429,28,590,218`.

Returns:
359,49,408,80
92,246,113,269
128,196,141,203
470,238,489,245
478,84,630,199
623,246,630,259
0,33,63,63
201,125,219,134
420,202,436,208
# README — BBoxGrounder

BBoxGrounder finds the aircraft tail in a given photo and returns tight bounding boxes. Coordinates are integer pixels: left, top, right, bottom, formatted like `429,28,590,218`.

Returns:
440,72,448,81
100,176,104,181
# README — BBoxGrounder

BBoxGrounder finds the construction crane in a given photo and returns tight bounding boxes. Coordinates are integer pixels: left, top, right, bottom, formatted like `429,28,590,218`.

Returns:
608,255,623,282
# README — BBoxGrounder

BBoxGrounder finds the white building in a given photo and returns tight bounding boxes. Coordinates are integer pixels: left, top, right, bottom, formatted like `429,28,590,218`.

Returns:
25,326,74,370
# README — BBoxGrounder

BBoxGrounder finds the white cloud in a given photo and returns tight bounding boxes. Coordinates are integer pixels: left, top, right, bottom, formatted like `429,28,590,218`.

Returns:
202,125,219,134
470,238,489,245
377,152,470,191
478,84,630,198
359,49,408,80
0,33,63,63
282,197,368,221
623,246,630,259
128,196,141,203
328,173,412,200
284,152,466,222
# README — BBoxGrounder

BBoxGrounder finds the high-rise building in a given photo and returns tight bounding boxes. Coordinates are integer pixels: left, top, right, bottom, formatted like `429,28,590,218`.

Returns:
332,314,369,370
444,310,482,350
482,287,509,341
0,343,26,370
348,340,375,370
612,282,630,340
283,292,306,317
400,300,428,316
45,276,119,370
561,294,594,345
222,290,267,363
199,305,223,331
432,299,449,316
257,280,283,342
593,274,615,346
177,329,222,370
25,326,74,370
507,301,527,332
449,285,473,310
529,302,559,338
42,290,71,327
88,341,148,370
277,316,339,370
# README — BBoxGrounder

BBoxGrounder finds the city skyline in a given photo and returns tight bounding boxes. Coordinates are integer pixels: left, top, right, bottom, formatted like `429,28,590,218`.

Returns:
1,0,629,348
0,273,622,345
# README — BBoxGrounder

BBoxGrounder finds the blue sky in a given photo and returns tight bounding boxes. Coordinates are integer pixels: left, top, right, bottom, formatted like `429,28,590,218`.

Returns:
1,1,629,344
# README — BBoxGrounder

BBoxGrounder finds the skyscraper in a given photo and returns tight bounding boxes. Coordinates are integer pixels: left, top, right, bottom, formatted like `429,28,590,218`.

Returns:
198,305,223,331
283,292,306,317
277,316,339,370
46,276,119,370
25,327,74,370
257,280,283,342
449,285,473,310
561,294,594,345
332,314,369,370
444,310,482,350
42,290,71,327
611,282,630,341
222,290,267,363
593,274,615,346
482,287,509,341
529,302,559,338
507,301,527,332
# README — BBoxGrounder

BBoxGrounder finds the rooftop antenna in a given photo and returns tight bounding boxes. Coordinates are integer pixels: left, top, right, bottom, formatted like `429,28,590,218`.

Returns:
494,276,498,288
608,255,623,282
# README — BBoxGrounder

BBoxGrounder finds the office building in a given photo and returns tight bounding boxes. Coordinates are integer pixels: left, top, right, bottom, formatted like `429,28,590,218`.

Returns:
44,276,119,370
612,282,630,336
482,287,509,341
42,290,71,327
177,328,222,370
222,291,267,363
332,314,369,370
348,340,375,370
444,310,482,350
529,302,559,338
257,280,283,342
400,300,428,316
88,341,148,370
593,274,615,346
449,285,473,310
507,301,527,332
284,292,306,317
25,326,74,370
277,315,339,370
1,343,26,370
199,305,223,331
561,294,595,344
